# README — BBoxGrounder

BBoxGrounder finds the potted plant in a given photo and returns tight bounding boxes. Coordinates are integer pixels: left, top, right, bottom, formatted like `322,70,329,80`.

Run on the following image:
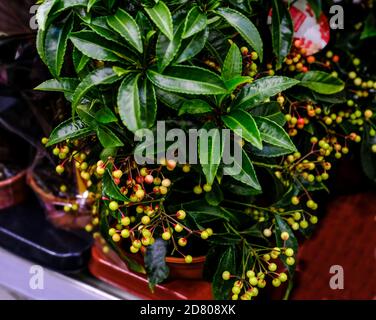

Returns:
35,0,375,300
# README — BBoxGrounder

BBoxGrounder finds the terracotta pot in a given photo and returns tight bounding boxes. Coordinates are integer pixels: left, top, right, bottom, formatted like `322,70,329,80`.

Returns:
0,170,27,210
89,241,212,300
27,170,92,230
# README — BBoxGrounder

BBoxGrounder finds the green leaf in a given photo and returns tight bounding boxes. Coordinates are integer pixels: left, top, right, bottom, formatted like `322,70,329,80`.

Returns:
205,183,224,206
182,6,207,39
35,78,80,102
87,0,100,12
97,126,124,148
224,76,252,92
36,29,47,64
46,119,93,146
178,99,212,116
117,74,157,132
144,1,174,40
222,43,242,81
147,66,228,95
103,169,129,201
72,68,121,111
361,131,376,183
234,76,300,110
199,125,223,185
89,17,124,45
250,102,285,126
70,31,125,62
306,0,322,19
295,71,345,95
212,246,237,300
271,0,293,69
107,8,143,53
36,0,57,31
95,107,118,124
216,7,263,62
361,14,376,40
45,19,73,78
254,116,296,152
274,214,298,275
223,148,261,190
175,28,209,63
222,110,262,150
156,18,184,72
155,87,186,110
144,238,170,290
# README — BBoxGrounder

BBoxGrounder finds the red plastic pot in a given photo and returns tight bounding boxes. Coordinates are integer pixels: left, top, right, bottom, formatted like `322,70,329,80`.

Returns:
89,241,212,300
27,170,92,230
0,170,27,210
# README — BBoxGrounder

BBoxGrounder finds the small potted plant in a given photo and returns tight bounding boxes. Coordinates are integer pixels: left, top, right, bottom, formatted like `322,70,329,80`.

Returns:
35,0,375,300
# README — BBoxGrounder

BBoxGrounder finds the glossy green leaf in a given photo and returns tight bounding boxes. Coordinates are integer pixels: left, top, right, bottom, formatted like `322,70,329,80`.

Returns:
72,48,90,74
217,7,263,62
155,88,186,110
271,0,293,69
178,99,212,115
70,31,125,62
87,0,100,12
46,119,93,146
222,110,262,150
205,183,224,206
234,76,300,110
250,102,285,126
274,214,298,275
95,107,118,123
156,18,184,72
199,124,223,185
144,1,174,40
224,76,252,92
175,28,209,63
223,148,261,190
35,78,80,102
36,0,57,31
107,8,143,53
97,126,124,148
212,246,237,300
182,6,207,39
254,116,296,152
222,43,242,81
295,71,345,95
144,239,170,290
147,66,228,95
361,14,376,40
45,18,73,78
36,29,47,64
72,68,121,111
89,17,124,45
117,74,157,132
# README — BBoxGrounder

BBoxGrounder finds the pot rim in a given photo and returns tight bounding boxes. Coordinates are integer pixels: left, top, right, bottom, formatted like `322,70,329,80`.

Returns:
0,169,27,188
166,255,206,264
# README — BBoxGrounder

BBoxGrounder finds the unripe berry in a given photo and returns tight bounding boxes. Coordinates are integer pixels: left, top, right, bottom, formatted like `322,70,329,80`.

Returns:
364,109,373,119
193,185,203,194
206,228,213,236
130,245,139,253
85,224,93,232
184,255,193,264
201,230,209,240
182,164,191,173
96,166,105,175
140,168,148,177
300,220,309,229
249,277,258,286
112,233,121,242
285,248,294,257
162,179,171,187
279,272,288,282
203,184,212,192
268,263,277,272
272,278,281,287
121,216,131,226
310,215,318,224
291,196,300,205
159,186,168,195
250,51,258,60
133,239,142,249
112,169,123,179
109,201,119,211
286,257,295,266
246,270,255,278
174,224,183,232
281,231,289,241
176,210,186,220
136,189,145,200
166,159,177,170
121,229,130,238
263,228,272,237
141,215,150,225
56,165,65,174
153,177,161,185
178,237,187,247
162,231,171,241
222,271,231,280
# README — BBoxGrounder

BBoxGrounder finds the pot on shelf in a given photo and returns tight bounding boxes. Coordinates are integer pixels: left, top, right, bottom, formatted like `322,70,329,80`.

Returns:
27,169,92,230
0,170,27,210
89,239,212,300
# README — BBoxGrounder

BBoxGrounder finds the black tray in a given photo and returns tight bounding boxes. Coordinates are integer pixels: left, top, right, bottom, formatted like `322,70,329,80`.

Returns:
0,198,92,272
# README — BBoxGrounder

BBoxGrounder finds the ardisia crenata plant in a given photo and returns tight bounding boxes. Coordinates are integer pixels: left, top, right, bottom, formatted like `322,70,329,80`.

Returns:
35,0,375,300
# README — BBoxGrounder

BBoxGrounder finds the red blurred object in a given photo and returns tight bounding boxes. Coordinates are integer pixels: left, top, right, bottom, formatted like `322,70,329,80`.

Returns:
292,192,376,300
89,243,213,300
0,170,27,209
